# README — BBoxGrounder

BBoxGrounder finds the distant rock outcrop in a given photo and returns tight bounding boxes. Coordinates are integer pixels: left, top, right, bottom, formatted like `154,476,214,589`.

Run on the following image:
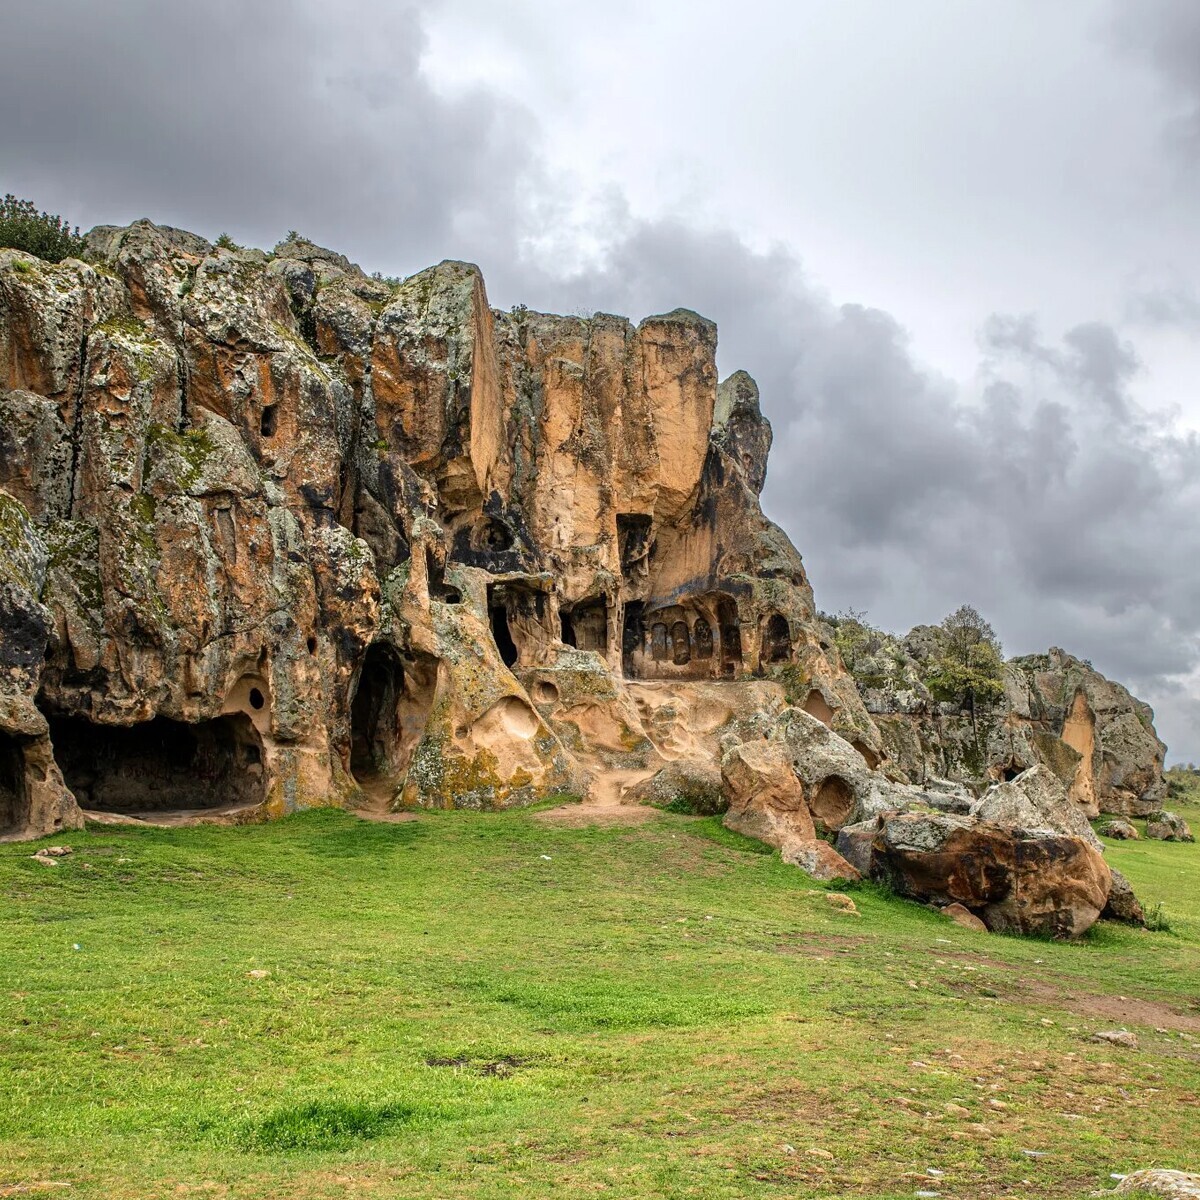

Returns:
836,616,1166,816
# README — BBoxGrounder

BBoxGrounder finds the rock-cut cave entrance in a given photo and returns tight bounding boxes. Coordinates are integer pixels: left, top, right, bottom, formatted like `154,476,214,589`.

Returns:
349,642,436,788
0,732,28,836
46,713,265,815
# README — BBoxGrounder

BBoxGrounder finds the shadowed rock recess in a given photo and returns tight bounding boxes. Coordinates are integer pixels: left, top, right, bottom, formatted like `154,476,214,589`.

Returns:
0,224,1172,936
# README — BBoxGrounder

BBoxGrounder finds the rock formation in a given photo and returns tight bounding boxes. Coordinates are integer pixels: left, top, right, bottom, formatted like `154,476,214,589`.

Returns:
0,220,1171,940
837,619,1167,815
0,222,873,838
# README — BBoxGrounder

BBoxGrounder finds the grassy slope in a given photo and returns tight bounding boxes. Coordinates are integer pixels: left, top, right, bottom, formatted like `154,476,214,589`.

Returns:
1,802,1197,1200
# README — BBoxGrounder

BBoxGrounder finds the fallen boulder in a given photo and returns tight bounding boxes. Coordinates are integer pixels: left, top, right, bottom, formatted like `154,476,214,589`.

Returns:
1102,867,1146,926
973,764,1103,851
627,760,726,814
1145,811,1194,842
1099,818,1139,840
871,810,1111,939
720,740,858,880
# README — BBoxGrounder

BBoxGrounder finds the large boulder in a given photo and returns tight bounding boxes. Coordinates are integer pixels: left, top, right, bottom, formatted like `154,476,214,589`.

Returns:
871,810,1111,938
1145,811,1194,842
626,759,725,814
973,764,1104,852
720,740,859,881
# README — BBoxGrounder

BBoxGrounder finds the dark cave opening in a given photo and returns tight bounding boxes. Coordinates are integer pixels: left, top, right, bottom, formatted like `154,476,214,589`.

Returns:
764,613,791,663
621,600,646,675
490,602,520,669
562,600,608,654
46,713,265,814
0,732,27,835
351,643,405,779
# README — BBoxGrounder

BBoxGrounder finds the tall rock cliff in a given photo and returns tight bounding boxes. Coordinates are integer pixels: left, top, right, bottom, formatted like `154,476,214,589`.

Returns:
0,222,877,836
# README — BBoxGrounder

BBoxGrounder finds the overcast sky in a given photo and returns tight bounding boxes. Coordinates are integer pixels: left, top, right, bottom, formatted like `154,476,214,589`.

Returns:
5,0,1200,761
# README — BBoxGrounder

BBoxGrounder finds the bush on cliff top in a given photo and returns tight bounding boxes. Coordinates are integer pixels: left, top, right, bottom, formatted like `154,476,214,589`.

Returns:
0,194,86,263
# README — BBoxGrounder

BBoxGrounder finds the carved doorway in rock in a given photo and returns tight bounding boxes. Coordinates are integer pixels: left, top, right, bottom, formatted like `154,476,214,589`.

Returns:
350,643,436,787
0,732,27,835
718,598,742,676
351,643,406,779
45,713,264,815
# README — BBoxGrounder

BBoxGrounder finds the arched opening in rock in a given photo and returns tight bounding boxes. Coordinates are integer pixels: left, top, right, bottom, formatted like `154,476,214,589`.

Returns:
0,732,28,835
802,689,835,727
490,602,519,668
562,600,608,653
350,642,407,779
1061,690,1097,814
851,739,880,770
764,613,791,663
810,775,854,832
1000,762,1023,782
260,404,278,438
46,713,264,814
671,621,691,665
621,600,645,675
693,618,713,660
477,517,512,552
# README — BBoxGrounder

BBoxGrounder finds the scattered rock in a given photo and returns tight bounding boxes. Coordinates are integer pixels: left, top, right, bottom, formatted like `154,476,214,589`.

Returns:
944,1103,972,1118
1105,1168,1200,1197
940,903,988,933
781,839,861,883
1098,819,1139,840
1145,811,1195,843
246,969,271,979
1093,1029,1138,1049
1102,867,1146,926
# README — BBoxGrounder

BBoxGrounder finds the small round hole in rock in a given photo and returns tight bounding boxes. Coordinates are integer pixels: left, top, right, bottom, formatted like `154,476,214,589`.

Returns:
249,687,265,710
307,636,318,655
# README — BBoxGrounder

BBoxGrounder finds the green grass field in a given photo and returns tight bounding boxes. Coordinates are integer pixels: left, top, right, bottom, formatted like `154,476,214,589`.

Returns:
2,797,1198,1200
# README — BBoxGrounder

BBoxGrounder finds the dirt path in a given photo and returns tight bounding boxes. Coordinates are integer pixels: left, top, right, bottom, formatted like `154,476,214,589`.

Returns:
350,775,419,823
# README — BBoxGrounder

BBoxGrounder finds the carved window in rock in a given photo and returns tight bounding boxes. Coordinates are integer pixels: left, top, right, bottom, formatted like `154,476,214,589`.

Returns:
693,619,713,660
765,613,791,663
651,623,669,662
671,621,691,665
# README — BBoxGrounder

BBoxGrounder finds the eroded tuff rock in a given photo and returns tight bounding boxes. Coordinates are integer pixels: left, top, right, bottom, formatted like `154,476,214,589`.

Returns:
0,221,874,836
0,219,1166,943
846,624,1166,816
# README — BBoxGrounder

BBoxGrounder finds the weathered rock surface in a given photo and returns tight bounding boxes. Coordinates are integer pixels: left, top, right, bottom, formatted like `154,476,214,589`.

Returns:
851,626,1167,816
0,218,1164,943
0,221,871,834
870,809,1111,938
1145,811,1194,842
1102,867,1146,926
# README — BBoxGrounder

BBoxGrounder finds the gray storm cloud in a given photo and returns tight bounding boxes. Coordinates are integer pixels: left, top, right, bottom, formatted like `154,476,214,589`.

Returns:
3,0,1199,760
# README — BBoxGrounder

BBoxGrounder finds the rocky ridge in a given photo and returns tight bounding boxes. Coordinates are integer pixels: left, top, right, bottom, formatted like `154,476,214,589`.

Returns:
0,221,1174,937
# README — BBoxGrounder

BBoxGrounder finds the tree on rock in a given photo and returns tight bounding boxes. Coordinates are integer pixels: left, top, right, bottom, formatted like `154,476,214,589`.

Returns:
923,604,1005,710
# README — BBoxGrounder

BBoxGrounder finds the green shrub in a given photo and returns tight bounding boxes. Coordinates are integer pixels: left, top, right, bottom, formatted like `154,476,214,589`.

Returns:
0,194,85,263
